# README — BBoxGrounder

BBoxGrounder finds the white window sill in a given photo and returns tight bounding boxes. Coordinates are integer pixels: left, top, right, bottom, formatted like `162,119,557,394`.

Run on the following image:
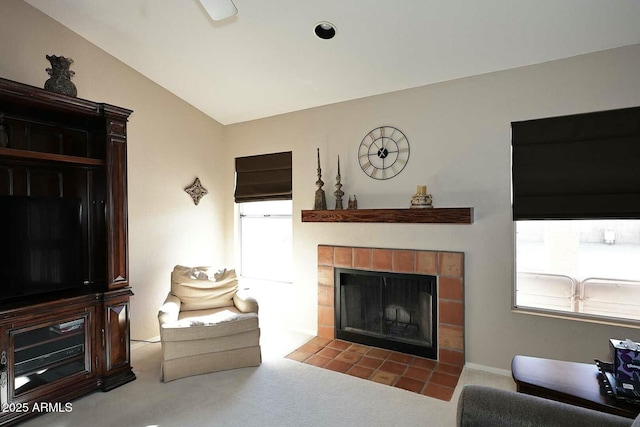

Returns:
511,306,640,330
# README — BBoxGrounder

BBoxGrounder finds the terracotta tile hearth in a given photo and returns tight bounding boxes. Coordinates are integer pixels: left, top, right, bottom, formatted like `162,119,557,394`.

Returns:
286,337,462,401
288,245,466,401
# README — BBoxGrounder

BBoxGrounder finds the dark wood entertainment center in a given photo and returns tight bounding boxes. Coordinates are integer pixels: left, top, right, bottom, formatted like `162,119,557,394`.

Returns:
0,77,134,425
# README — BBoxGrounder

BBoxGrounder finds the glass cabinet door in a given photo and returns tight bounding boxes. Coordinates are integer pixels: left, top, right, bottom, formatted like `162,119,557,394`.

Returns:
9,312,91,397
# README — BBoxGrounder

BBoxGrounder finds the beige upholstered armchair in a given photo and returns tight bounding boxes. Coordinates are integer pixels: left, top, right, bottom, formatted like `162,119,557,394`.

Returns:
158,265,261,382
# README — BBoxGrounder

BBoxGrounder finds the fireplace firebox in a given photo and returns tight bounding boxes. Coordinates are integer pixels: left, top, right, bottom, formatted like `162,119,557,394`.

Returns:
335,268,437,359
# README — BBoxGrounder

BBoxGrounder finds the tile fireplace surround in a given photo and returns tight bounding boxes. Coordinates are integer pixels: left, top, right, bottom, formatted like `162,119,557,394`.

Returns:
285,245,465,400
317,245,465,364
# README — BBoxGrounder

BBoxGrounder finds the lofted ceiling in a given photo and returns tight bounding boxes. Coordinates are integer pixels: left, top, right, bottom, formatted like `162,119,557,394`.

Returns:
24,0,640,125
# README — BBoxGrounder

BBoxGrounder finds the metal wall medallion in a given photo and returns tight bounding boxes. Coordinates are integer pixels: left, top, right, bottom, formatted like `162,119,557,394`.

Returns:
185,177,208,205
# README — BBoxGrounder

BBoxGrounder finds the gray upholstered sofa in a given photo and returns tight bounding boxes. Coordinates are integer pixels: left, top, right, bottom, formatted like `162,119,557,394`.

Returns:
158,265,261,382
457,385,640,426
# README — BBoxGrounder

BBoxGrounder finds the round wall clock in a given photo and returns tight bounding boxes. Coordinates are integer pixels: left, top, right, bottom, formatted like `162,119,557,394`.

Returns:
358,126,410,180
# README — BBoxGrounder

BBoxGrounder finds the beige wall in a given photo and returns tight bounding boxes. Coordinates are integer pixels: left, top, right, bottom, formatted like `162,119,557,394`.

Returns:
3,0,640,372
0,0,227,340
223,44,640,371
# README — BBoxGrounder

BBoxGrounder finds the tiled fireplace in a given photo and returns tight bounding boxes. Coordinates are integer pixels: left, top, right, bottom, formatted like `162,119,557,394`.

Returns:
317,245,464,366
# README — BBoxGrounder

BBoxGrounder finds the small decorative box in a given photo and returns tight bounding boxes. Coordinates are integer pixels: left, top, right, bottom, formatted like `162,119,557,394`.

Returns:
610,339,640,390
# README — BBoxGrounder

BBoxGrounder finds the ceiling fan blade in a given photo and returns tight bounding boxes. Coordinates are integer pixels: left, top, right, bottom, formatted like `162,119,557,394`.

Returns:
199,0,238,21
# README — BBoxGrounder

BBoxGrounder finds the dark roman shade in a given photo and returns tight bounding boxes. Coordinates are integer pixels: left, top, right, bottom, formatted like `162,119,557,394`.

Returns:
511,107,640,220
234,151,292,203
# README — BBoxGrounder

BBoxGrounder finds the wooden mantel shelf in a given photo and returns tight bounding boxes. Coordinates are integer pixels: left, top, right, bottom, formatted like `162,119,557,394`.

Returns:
301,208,474,224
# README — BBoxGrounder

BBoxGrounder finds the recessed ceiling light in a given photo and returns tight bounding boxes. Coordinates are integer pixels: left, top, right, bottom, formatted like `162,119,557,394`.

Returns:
314,22,336,40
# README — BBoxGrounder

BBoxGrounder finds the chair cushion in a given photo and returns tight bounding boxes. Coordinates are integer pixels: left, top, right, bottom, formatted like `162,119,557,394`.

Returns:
160,306,259,341
171,265,238,310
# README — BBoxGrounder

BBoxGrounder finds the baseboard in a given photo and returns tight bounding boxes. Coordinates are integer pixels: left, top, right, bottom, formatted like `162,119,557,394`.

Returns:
291,326,317,337
131,335,161,349
262,321,315,338
464,362,512,377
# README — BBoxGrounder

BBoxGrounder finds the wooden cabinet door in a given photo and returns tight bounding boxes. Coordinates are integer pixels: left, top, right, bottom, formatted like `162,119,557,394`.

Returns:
0,304,97,425
103,292,130,373
101,290,136,391
105,118,129,290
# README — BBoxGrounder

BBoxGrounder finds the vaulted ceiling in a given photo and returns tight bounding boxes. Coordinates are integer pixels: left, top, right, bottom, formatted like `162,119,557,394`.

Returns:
25,0,640,125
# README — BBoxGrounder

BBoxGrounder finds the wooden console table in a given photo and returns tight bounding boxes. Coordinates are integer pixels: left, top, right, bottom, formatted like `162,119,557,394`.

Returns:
512,355,640,419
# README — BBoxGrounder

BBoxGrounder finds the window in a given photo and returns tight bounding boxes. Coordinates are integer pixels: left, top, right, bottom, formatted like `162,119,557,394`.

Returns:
239,200,292,282
234,151,293,282
515,220,640,321
511,107,640,323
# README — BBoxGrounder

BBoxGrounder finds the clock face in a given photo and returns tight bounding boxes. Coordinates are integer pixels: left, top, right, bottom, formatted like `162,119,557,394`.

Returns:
358,126,410,180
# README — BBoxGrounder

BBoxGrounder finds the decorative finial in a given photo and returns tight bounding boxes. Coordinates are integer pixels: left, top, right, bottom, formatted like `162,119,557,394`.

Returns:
314,148,327,210
334,155,344,210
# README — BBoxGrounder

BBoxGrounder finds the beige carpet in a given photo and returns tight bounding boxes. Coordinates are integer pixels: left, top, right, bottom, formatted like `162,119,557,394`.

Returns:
21,326,515,427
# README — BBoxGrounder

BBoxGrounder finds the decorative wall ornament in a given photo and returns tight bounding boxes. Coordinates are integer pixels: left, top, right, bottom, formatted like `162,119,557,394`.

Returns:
185,177,209,205
334,155,344,210
314,148,327,210
44,55,77,97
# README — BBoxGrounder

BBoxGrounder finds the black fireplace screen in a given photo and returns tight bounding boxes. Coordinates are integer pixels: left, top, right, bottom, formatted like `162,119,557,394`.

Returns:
335,268,437,359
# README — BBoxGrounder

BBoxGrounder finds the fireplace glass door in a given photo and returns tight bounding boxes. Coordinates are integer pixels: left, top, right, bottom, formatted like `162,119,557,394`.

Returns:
335,268,437,359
